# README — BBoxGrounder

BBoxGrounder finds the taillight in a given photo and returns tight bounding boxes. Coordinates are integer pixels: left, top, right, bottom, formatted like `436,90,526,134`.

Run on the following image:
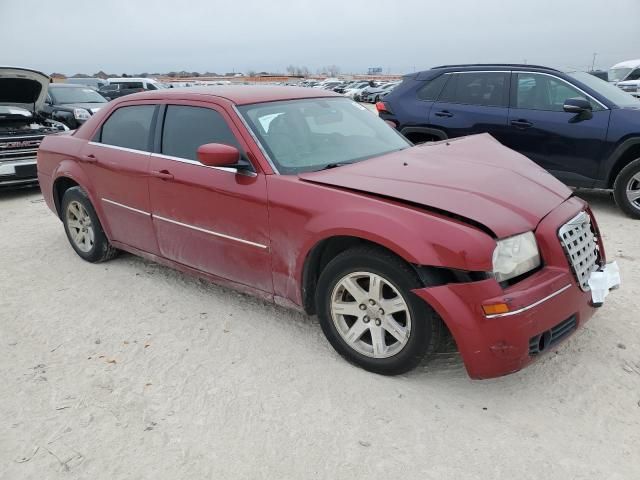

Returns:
375,101,392,114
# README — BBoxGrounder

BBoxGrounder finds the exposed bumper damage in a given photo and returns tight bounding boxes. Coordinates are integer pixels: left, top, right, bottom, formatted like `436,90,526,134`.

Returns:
412,267,596,379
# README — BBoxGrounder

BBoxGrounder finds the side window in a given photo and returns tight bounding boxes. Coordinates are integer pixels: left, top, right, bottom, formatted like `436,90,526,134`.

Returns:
120,82,143,89
145,83,158,90
161,105,241,160
99,105,155,151
439,72,508,107
515,73,601,112
417,75,448,101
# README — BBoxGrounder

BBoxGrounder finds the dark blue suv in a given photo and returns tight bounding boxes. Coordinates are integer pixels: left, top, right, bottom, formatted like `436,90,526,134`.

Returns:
377,64,640,218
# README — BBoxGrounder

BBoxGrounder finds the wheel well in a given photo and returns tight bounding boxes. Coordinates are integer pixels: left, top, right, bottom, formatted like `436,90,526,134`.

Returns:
400,127,447,145
52,177,79,218
404,132,440,145
301,235,468,315
609,143,640,188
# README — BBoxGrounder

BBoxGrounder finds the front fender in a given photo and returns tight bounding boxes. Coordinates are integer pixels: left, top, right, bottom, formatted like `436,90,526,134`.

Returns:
301,205,494,273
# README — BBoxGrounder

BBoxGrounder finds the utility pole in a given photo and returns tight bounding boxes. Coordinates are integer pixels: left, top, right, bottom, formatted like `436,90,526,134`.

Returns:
591,53,597,71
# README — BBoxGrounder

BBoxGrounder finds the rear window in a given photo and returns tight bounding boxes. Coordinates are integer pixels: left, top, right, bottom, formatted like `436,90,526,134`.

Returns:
439,72,509,107
99,105,155,151
417,75,448,101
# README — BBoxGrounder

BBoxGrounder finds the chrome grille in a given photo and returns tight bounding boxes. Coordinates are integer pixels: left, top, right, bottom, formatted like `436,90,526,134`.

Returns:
0,135,44,163
558,211,600,291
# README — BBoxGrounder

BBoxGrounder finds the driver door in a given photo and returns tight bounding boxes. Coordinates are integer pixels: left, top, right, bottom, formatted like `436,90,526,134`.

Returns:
503,72,611,187
148,102,273,293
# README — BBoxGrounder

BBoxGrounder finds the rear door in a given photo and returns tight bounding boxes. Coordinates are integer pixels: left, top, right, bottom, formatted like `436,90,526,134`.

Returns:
504,72,610,186
81,103,160,254
428,71,511,142
148,102,272,292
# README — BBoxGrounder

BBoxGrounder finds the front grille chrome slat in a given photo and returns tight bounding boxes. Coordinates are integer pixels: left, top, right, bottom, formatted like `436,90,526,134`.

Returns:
558,211,600,291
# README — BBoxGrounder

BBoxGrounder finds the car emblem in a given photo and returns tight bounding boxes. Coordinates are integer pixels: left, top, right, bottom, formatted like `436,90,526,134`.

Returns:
0,140,41,149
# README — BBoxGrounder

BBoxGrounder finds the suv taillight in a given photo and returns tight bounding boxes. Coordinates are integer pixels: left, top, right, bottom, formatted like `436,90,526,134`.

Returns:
375,101,392,114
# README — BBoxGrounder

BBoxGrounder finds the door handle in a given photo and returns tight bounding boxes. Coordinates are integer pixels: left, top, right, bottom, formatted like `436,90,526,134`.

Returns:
81,153,98,163
151,169,174,181
511,119,533,129
434,110,453,118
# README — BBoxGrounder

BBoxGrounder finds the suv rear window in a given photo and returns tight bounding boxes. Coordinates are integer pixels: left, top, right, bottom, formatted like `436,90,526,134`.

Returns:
438,72,509,107
99,105,155,151
417,75,448,101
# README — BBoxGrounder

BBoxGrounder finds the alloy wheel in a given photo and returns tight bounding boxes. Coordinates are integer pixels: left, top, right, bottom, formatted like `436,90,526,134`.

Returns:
330,271,411,358
626,172,640,209
66,200,95,253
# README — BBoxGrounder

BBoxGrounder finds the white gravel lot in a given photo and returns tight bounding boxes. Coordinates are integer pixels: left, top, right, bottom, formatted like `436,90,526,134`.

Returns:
0,185,638,480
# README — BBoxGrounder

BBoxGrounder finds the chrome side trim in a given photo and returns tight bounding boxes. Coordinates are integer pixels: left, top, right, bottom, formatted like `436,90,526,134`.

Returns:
88,141,151,155
153,214,268,250
232,105,280,174
101,198,151,216
149,152,256,177
484,284,573,319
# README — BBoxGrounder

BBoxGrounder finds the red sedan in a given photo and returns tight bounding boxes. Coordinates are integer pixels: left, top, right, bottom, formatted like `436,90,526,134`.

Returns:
37,86,620,379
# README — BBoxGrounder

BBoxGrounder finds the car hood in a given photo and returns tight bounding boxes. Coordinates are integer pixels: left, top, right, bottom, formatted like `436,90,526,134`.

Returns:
0,67,50,112
298,134,572,238
57,102,106,114
617,79,640,86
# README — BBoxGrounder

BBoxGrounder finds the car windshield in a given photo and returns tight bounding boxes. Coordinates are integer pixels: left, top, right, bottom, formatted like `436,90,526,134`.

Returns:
238,97,411,174
569,71,640,108
608,67,632,82
50,87,107,104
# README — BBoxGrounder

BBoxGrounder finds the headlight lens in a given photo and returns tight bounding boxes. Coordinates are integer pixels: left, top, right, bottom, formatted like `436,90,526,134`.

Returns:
73,108,91,121
492,231,541,282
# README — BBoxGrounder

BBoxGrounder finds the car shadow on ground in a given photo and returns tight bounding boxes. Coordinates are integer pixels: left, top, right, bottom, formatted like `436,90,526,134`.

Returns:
0,184,41,201
574,188,624,218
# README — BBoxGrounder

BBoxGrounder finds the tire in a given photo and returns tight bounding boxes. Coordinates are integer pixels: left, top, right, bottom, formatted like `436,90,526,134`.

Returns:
613,158,640,219
315,245,443,375
61,186,119,262
374,95,380,103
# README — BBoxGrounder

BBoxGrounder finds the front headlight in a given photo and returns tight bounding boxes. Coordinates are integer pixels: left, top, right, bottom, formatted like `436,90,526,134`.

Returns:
73,108,91,121
492,231,541,282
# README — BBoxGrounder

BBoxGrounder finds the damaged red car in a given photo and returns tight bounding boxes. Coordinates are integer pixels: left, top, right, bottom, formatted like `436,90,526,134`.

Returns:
37,86,620,379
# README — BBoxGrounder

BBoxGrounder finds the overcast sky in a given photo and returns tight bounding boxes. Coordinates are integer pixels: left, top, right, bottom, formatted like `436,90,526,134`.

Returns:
1,0,639,75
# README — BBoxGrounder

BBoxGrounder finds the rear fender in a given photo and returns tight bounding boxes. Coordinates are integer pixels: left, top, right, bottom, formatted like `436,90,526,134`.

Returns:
52,160,112,240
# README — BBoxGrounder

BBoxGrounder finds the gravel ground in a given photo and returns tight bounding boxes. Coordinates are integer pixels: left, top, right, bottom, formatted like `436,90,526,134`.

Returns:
0,185,639,480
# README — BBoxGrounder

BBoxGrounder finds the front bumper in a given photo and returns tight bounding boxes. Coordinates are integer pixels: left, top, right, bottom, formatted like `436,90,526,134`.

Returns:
413,197,619,379
0,158,38,186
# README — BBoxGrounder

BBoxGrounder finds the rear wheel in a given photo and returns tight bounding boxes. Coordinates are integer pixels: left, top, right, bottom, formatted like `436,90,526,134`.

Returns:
613,158,640,219
315,246,442,375
61,186,119,262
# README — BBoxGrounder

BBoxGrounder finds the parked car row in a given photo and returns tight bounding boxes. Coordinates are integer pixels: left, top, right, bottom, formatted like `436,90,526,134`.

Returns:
300,78,400,102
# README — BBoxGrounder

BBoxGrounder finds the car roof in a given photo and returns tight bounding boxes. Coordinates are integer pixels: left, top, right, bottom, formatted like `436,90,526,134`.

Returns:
431,63,560,72
108,77,158,82
115,85,340,105
51,83,92,88
610,59,640,69
410,63,562,80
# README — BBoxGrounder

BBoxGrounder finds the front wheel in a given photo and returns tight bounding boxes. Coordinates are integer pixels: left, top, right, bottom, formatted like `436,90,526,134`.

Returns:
613,158,640,219
315,246,442,375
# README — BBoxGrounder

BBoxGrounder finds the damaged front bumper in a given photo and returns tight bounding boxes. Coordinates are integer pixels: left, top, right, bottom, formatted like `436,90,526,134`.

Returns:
412,199,620,380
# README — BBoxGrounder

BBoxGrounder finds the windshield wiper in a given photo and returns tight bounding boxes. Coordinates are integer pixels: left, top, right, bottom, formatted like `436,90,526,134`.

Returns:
315,162,352,171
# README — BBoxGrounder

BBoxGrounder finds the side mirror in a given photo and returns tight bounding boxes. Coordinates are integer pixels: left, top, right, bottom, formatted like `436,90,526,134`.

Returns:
563,97,592,114
197,143,240,167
